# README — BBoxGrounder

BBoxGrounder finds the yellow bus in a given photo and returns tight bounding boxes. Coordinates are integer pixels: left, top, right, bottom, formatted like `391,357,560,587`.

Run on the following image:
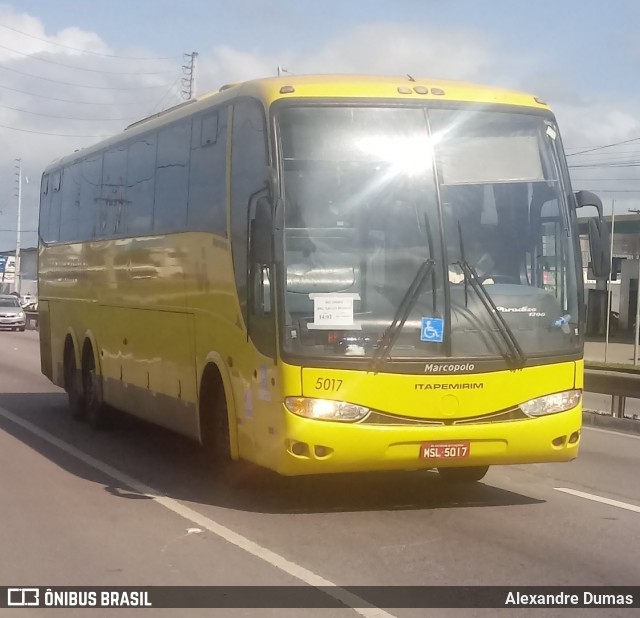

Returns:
38,74,609,483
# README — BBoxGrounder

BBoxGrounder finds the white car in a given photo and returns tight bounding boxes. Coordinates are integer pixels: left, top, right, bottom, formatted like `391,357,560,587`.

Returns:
0,295,26,331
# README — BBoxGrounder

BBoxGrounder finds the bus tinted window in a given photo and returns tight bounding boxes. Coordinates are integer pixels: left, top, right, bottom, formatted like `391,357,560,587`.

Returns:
155,120,191,233
60,162,81,242
49,170,62,242
230,98,268,324
79,153,102,240
127,134,156,236
188,109,228,235
39,174,51,243
100,146,127,237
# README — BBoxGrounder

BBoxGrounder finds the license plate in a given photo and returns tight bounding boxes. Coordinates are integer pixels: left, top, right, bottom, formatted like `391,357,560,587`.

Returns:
420,441,470,459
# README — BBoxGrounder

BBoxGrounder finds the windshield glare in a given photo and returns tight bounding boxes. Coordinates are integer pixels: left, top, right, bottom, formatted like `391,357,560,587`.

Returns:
277,105,580,364
0,298,20,308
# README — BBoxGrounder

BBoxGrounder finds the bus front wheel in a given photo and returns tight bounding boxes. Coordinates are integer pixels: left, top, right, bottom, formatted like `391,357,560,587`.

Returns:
200,372,232,470
437,465,489,483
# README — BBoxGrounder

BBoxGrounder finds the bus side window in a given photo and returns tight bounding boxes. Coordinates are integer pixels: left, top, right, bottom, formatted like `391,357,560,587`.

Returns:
49,170,63,242
230,98,269,327
79,153,102,241
188,108,228,235
39,174,51,243
100,146,127,237
154,120,191,233
60,162,81,242
127,135,156,236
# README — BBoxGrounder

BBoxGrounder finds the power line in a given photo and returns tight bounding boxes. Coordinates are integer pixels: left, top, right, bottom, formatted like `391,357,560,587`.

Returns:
568,151,640,158
0,122,110,138
0,41,176,75
148,76,183,115
0,63,169,90
566,136,640,157
569,162,640,169
0,21,179,60
0,82,158,105
572,187,640,193
0,101,135,121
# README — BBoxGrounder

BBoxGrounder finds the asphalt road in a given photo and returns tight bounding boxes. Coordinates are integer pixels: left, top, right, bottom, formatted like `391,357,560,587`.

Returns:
1,330,639,617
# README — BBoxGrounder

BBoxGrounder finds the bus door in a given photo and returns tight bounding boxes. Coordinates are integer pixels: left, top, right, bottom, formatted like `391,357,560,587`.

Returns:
230,98,278,461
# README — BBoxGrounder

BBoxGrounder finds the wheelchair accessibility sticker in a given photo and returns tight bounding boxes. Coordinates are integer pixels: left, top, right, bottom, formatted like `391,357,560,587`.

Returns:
420,317,444,343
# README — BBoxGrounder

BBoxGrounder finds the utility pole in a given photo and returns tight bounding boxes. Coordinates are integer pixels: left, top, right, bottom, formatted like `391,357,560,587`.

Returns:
14,158,22,297
604,200,615,363
181,52,198,100
630,208,640,364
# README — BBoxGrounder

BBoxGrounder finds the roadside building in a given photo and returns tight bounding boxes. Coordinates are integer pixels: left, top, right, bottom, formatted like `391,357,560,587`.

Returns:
0,247,37,297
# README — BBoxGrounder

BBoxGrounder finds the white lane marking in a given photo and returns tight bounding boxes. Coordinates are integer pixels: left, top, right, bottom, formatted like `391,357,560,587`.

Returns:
582,426,640,441
555,488,640,514
0,405,394,618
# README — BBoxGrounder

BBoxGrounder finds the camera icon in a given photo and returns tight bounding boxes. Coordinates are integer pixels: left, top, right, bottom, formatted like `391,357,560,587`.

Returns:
7,588,39,607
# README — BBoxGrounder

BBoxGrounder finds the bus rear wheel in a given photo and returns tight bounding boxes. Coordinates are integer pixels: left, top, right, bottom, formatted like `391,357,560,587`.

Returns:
82,347,109,429
437,465,489,484
64,344,85,420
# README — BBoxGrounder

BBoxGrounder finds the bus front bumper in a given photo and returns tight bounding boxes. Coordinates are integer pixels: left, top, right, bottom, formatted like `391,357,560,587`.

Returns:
274,406,581,476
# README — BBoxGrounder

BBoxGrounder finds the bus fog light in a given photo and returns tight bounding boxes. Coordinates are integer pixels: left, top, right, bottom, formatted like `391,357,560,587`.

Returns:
520,390,581,418
291,441,309,456
314,445,333,458
284,397,369,422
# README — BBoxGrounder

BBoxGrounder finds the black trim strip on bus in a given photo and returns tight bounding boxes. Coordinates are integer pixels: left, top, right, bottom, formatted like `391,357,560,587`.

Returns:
269,97,558,119
279,350,583,375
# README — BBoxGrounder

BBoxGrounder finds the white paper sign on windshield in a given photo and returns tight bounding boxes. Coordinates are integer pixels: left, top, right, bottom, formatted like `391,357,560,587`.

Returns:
308,293,361,330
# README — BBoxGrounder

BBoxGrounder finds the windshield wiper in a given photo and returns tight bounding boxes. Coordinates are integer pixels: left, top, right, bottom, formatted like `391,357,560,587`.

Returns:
369,258,436,373
455,259,527,367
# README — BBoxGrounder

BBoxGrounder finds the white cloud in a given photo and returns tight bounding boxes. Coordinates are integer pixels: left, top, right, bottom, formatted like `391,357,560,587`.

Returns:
295,22,495,79
195,22,496,90
0,7,180,250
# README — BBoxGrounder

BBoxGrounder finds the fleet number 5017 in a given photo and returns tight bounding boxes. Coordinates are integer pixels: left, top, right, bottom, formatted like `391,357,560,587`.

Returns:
315,378,343,391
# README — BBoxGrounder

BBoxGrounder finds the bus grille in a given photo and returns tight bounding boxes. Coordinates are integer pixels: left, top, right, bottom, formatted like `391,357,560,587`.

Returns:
361,407,528,426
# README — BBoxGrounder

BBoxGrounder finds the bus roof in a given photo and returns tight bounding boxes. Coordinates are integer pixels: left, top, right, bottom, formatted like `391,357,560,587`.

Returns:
44,74,551,173
227,74,549,110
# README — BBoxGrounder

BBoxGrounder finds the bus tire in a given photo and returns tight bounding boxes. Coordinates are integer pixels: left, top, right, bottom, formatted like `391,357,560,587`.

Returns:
82,344,109,430
437,465,489,484
199,370,232,470
64,339,85,420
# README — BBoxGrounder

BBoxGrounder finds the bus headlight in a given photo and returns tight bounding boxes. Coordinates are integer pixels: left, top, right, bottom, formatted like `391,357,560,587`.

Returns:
284,397,370,422
520,390,582,417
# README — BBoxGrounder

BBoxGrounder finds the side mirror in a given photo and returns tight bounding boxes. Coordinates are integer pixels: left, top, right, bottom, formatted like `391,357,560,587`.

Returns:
575,190,603,217
574,190,610,279
250,197,273,264
588,217,611,279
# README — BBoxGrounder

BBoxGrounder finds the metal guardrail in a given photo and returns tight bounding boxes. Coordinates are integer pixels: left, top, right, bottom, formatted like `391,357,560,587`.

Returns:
584,368,640,397
584,368,640,419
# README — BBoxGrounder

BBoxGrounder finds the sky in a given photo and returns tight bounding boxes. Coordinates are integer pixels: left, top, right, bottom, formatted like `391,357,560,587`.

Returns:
1,0,640,250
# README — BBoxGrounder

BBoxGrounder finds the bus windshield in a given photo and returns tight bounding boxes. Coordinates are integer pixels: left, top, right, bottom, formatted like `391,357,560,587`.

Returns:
277,105,580,365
